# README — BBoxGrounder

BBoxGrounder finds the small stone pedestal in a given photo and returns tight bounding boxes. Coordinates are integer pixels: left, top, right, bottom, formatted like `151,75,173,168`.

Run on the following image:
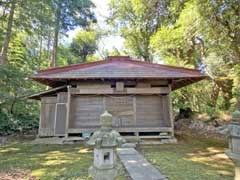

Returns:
87,111,125,180
225,110,240,180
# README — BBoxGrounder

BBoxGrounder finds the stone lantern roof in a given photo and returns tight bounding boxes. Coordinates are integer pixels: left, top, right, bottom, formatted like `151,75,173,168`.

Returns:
232,110,240,123
87,111,125,148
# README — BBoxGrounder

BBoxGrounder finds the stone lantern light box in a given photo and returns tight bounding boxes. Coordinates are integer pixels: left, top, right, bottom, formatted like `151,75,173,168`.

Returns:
94,148,114,169
225,109,240,180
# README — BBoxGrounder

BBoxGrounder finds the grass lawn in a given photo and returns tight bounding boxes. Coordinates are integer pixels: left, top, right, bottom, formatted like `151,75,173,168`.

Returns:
0,142,128,180
0,134,234,180
140,134,234,180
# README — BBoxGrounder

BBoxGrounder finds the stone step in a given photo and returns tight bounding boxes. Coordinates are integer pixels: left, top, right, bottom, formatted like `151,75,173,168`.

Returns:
117,148,167,180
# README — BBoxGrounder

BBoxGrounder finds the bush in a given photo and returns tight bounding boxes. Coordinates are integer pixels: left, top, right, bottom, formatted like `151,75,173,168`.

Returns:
0,109,39,136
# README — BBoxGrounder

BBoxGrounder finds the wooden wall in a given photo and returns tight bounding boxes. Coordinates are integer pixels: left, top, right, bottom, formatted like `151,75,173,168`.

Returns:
105,96,134,127
39,97,56,137
39,80,173,137
68,94,171,129
69,96,104,128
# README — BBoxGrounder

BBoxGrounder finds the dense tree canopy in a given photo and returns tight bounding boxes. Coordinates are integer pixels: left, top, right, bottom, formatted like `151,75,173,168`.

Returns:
70,30,99,62
108,0,173,62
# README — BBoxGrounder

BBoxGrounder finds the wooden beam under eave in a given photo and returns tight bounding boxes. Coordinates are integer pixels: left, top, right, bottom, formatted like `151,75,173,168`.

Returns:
70,87,170,95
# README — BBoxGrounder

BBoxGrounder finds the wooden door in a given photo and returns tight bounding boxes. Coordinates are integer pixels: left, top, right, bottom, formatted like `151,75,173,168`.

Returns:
54,103,67,136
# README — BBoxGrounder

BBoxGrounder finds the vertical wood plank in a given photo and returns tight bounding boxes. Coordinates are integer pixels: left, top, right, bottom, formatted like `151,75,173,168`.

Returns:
103,96,106,111
133,96,136,126
65,85,71,138
168,84,174,136
39,97,56,137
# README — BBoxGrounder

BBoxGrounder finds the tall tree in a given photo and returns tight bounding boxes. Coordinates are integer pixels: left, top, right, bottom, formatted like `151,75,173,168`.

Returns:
0,0,16,64
197,0,240,64
70,30,99,62
50,0,96,67
0,0,54,65
109,0,172,62
151,0,240,111
151,0,203,67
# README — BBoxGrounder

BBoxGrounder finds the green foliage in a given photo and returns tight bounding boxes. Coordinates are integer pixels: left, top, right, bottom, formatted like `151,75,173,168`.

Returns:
70,30,99,62
172,81,214,114
197,0,240,64
149,0,240,115
0,58,42,135
151,0,203,67
51,0,96,33
0,0,98,135
109,0,172,62
0,110,39,136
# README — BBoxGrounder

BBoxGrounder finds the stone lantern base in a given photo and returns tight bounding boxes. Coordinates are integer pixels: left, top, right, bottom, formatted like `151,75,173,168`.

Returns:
225,150,240,180
88,165,119,180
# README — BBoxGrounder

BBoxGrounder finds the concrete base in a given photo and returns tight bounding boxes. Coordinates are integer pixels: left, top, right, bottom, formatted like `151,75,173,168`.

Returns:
88,166,119,180
140,137,177,145
32,136,177,145
31,137,84,144
225,150,240,180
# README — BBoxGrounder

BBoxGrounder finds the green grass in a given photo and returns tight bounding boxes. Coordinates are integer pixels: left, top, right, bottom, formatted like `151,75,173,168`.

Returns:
0,135,234,180
139,134,234,180
0,142,128,180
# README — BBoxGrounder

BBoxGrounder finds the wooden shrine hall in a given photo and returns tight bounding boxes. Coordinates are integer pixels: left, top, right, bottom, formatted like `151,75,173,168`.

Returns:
29,56,207,140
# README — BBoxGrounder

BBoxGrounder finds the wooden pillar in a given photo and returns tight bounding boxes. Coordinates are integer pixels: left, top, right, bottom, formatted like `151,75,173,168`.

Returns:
65,85,71,138
168,84,174,137
133,96,137,127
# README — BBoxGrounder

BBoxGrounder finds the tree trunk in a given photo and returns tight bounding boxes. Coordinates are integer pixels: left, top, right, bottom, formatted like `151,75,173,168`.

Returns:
38,35,42,70
0,0,16,64
210,81,220,108
46,31,51,60
51,7,61,67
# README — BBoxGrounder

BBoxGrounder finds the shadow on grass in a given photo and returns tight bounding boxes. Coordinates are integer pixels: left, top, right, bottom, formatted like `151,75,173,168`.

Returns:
139,135,234,180
0,142,128,180
0,135,234,180
0,143,93,180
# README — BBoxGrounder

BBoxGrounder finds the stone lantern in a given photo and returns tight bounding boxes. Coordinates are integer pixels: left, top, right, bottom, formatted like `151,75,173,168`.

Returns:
87,111,125,180
225,109,240,180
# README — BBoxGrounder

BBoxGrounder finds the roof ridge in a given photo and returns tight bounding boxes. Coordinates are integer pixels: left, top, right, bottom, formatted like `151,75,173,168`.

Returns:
36,58,202,76
37,60,106,75
115,58,202,74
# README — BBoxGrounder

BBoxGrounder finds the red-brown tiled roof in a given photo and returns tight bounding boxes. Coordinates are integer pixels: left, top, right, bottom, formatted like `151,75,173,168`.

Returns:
31,56,208,90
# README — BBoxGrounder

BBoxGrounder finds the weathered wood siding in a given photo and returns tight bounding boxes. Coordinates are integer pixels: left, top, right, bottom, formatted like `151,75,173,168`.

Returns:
105,96,134,127
136,96,163,127
39,97,57,136
162,95,171,127
54,92,68,136
135,95,171,127
55,103,67,135
38,81,173,137
69,95,171,129
69,96,104,128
